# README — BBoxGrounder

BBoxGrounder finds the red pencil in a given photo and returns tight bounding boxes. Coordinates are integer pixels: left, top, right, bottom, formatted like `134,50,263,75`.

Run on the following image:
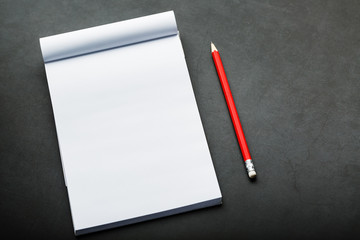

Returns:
211,42,256,178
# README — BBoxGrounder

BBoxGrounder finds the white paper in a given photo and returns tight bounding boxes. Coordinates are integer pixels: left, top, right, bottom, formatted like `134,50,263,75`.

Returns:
40,11,177,62
41,11,222,235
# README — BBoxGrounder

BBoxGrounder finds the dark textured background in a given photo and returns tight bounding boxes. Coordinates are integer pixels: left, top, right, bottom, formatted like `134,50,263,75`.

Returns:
1,0,359,239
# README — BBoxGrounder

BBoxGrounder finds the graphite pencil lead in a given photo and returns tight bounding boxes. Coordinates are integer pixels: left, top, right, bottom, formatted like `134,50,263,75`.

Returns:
211,42,218,52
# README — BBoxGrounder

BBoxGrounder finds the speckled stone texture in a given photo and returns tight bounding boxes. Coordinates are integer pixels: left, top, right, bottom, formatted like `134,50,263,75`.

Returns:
0,1,359,239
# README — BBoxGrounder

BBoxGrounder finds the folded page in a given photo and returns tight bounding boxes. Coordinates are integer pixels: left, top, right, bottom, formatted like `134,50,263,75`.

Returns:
40,11,177,62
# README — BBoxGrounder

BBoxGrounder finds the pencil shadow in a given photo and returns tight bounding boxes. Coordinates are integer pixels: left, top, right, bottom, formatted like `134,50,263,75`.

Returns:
249,176,257,183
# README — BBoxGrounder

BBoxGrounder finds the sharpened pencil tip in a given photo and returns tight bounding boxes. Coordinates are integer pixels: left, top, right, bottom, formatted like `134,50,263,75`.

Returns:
211,42,217,52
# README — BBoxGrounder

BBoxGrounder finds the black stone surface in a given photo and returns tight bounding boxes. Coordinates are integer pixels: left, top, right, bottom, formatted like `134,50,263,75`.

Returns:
0,1,359,239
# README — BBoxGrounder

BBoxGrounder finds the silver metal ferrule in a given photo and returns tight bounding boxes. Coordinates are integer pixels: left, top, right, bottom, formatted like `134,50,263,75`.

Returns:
245,159,256,178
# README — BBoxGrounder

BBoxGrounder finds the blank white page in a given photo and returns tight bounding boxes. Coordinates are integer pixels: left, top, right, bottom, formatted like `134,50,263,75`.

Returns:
42,11,221,235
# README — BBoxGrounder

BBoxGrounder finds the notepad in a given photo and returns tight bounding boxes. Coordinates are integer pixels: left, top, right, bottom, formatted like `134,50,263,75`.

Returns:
40,11,222,235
